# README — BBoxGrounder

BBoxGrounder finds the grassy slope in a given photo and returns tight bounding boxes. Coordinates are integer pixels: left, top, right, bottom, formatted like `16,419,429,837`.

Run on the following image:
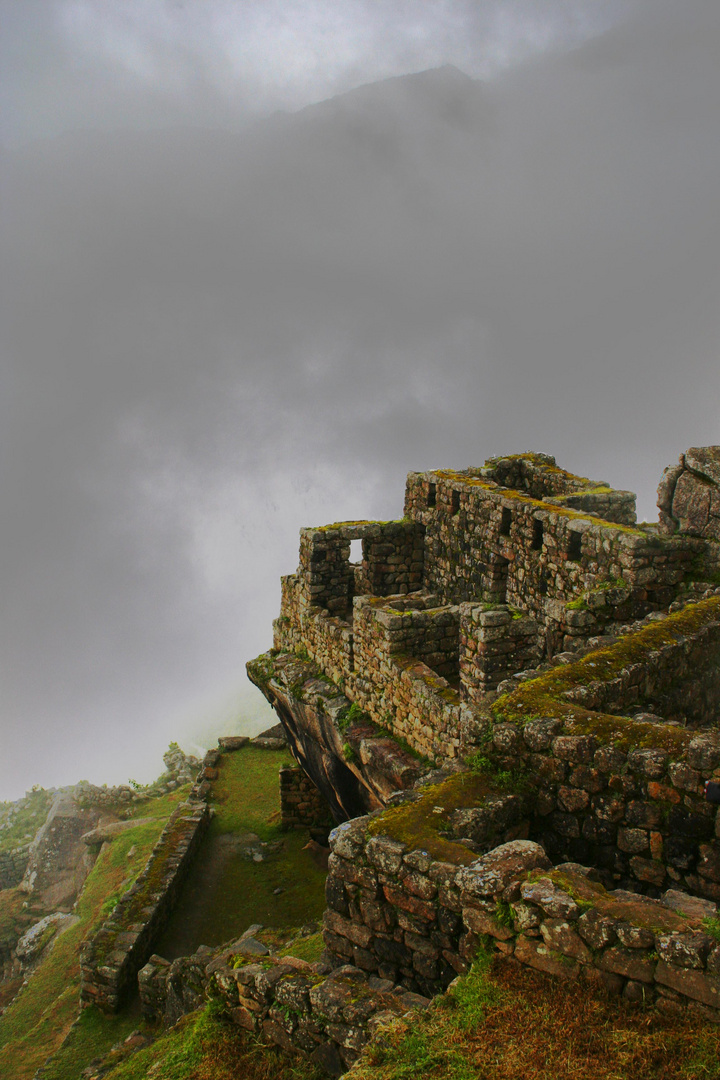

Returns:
354,948,720,1080
0,787,190,1080
15,745,328,1079
0,789,53,854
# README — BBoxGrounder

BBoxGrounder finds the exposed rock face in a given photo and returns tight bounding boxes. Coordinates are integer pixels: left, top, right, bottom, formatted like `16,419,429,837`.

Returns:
20,793,101,910
658,447,720,540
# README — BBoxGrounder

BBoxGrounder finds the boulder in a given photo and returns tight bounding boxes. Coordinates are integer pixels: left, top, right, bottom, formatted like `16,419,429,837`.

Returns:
657,447,720,540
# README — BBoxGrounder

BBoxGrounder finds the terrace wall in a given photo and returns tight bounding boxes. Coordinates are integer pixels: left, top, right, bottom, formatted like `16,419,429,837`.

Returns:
323,827,720,1022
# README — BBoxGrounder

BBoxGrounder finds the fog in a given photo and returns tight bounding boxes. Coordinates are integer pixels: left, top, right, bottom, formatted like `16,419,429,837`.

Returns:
1,0,719,799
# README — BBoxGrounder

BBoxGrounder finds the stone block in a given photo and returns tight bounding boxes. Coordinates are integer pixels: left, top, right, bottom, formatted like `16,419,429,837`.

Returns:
514,934,579,979
655,961,720,1009
540,919,592,963
520,879,579,920
456,841,550,899
598,946,656,984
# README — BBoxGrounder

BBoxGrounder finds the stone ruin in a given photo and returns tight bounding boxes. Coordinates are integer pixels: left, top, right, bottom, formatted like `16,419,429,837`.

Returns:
244,447,720,1032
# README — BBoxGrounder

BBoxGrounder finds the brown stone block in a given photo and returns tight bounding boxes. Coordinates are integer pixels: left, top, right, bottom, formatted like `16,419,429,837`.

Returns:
540,919,592,963
383,885,437,922
647,781,681,804
514,934,580,979
230,1006,259,1030
655,961,720,1009
462,906,515,941
629,856,666,886
598,946,656,984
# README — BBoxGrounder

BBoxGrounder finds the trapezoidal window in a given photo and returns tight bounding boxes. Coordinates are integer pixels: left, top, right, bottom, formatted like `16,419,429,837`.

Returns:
350,539,363,564
567,530,583,562
426,482,436,508
451,490,461,515
500,507,512,536
531,517,544,551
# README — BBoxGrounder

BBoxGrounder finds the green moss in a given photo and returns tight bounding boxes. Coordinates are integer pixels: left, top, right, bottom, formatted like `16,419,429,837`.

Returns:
493,596,720,754
367,772,508,866
279,930,325,965
528,870,696,934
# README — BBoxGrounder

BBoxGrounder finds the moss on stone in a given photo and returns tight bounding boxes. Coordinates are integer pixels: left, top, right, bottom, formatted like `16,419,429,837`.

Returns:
366,772,505,866
529,869,698,934
493,596,720,754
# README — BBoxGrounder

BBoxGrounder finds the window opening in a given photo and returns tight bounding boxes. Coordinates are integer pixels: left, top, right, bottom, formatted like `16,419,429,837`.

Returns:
350,539,363,564
568,530,583,561
532,518,544,551
451,490,461,515
427,483,436,508
500,507,512,536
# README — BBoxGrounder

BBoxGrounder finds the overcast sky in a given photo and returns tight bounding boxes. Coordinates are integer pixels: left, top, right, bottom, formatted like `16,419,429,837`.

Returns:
2,0,719,800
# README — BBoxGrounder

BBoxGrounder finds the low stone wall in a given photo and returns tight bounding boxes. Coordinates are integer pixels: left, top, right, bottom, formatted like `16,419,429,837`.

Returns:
79,800,209,1012
324,827,720,1021
280,767,334,830
0,845,31,891
139,942,431,1077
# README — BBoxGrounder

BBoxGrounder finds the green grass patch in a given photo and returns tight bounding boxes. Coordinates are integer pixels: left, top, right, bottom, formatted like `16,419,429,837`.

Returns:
0,788,53,854
38,1005,143,1080
153,746,328,958
97,1001,323,1080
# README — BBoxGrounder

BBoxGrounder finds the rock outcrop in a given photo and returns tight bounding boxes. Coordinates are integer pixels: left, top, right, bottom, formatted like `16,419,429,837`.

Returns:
658,447,720,541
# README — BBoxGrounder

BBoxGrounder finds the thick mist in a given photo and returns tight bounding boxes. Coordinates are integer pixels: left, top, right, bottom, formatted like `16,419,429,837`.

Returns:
1,1,719,798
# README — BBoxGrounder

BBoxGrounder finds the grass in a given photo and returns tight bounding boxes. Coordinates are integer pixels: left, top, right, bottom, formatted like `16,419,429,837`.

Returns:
354,950,720,1080
38,1005,143,1080
0,788,53,853
0,791,185,1080
148,745,329,958
93,1000,324,1080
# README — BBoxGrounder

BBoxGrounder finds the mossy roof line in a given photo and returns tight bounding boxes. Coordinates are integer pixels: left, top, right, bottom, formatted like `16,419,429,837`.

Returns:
493,596,720,753
427,470,648,536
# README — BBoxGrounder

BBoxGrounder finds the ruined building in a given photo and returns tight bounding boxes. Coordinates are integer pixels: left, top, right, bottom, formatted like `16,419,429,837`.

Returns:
247,449,720,1011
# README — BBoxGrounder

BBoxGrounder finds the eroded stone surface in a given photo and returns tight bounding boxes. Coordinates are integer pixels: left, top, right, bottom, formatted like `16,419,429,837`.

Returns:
658,447,720,540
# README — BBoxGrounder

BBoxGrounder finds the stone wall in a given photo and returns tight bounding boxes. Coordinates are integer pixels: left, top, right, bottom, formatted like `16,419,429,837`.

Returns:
298,521,424,618
79,800,209,1012
280,767,334,830
139,941,431,1077
402,465,698,642
459,605,540,697
323,828,720,1021
0,845,30,891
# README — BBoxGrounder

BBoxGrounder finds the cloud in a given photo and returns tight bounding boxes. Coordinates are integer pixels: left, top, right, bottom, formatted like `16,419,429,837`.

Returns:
1,1,719,797
2,0,639,144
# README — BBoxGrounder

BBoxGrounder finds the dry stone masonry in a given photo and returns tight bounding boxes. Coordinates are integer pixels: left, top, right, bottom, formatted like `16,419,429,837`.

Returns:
245,447,720,1039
